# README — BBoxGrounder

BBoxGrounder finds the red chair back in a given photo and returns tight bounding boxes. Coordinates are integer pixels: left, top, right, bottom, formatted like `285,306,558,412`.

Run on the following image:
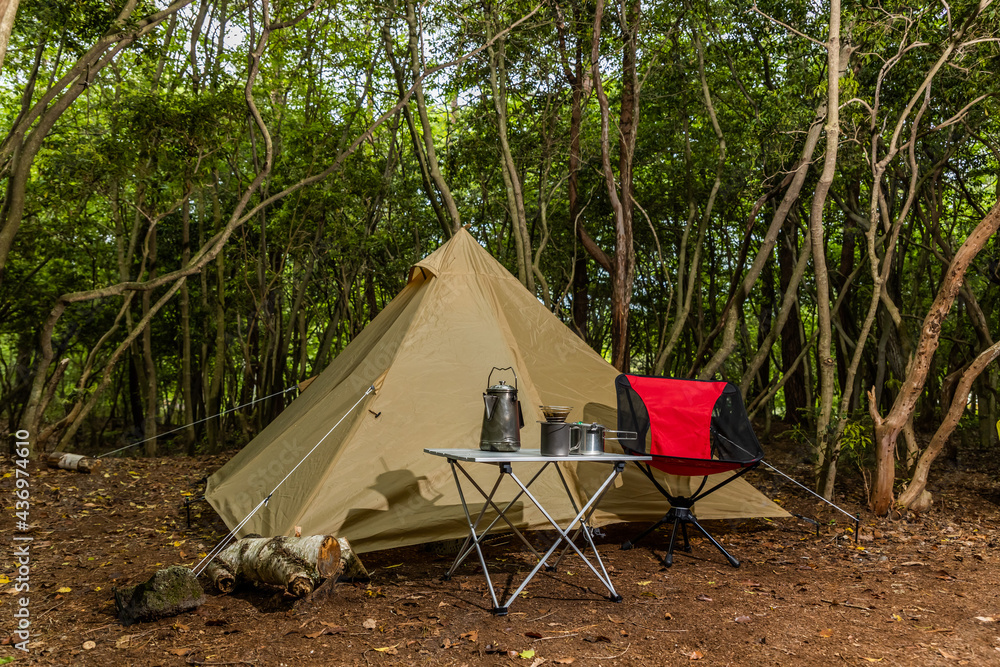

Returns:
616,374,763,476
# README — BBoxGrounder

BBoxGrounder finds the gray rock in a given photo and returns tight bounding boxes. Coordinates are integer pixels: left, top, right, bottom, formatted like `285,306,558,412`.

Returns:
113,566,205,626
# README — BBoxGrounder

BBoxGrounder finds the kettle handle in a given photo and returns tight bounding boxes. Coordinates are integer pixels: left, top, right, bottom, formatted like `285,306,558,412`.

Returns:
487,366,518,391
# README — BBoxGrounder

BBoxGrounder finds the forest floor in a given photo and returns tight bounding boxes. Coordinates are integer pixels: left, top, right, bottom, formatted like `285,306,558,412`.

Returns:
2,428,1000,666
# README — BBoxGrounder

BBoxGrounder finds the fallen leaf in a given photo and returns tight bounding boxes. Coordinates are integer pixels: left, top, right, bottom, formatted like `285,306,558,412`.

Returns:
637,580,652,586
528,659,545,667
688,650,704,660
520,649,536,659
862,658,883,663
819,629,833,638
461,630,479,642
83,641,96,650
525,631,544,639
553,659,575,665
938,648,960,660
115,635,136,649
57,587,71,593
304,629,326,639
174,623,190,633
362,618,378,630
374,645,398,655
975,617,996,623
166,648,194,656
318,624,346,633
696,594,713,602
735,616,751,624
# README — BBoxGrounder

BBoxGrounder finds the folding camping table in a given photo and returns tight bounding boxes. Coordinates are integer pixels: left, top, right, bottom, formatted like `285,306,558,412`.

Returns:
424,448,651,615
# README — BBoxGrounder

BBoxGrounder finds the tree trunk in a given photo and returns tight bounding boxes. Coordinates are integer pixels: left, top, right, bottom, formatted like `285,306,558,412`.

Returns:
181,199,196,454
591,0,639,372
778,219,807,423
142,225,159,456
0,0,20,72
487,29,533,291
381,15,451,238
869,201,1000,514
898,340,1000,508
809,0,842,486
402,0,461,236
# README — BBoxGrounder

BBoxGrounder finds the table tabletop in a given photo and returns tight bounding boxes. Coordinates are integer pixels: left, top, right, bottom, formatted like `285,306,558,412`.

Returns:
424,447,651,464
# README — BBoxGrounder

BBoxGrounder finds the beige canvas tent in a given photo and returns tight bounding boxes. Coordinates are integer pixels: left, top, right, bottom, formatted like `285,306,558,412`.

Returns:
206,229,787,553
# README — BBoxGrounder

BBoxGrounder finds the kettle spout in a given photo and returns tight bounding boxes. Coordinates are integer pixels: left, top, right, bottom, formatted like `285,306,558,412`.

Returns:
483,393,498,421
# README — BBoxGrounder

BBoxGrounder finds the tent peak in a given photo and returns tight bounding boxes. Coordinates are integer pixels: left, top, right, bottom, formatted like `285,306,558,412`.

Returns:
408,228,493,283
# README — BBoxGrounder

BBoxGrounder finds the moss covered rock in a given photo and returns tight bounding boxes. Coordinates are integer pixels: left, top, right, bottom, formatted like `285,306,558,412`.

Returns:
114,566,205,626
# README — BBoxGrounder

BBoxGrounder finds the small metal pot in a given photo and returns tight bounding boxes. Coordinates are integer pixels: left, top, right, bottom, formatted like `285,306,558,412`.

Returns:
581,423,606,455
580,424,638,455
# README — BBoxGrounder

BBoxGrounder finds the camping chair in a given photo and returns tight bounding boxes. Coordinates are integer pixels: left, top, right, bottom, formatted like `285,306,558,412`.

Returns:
615,374,764,568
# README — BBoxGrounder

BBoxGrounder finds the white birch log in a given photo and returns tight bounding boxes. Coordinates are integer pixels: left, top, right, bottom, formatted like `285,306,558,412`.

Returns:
203,560,236,594
46,452,101,473
203,535,366,597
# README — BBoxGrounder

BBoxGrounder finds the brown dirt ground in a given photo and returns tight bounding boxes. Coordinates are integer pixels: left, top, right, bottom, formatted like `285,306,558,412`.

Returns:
2,431,1000,667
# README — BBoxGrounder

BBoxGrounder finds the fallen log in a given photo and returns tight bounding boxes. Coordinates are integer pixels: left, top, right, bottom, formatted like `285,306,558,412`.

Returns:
202,535,367,597
46,451,101,473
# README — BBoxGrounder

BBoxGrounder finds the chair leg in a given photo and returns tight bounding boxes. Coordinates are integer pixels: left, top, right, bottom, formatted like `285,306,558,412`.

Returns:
663,513,682,567
623,506,740,568
621,513,670,551
679,522,692,553
684,513,740,568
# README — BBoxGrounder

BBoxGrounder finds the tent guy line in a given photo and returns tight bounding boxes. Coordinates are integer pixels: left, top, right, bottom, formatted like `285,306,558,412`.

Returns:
97,384,302,459
192,383,375,577
758,459,861,540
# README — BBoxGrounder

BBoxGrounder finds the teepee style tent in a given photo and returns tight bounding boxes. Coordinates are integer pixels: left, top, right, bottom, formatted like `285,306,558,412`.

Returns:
206,229,787,553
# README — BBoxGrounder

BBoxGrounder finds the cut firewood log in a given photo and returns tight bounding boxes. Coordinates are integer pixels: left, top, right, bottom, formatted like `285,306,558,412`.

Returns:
335,537,369,581
46,452,101,473
203,535,366,597
203,560,235,594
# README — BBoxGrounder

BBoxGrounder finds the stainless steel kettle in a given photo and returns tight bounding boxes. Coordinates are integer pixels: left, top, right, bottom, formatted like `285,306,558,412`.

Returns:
479,367,524,452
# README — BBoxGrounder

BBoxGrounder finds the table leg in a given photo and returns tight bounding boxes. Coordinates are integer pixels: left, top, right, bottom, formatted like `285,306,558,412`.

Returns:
501,462,627,607
446,459,503,612
450,461,547,567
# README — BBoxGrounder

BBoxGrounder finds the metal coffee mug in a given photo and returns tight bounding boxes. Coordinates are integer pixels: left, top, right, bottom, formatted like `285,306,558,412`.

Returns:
540,422,582,456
